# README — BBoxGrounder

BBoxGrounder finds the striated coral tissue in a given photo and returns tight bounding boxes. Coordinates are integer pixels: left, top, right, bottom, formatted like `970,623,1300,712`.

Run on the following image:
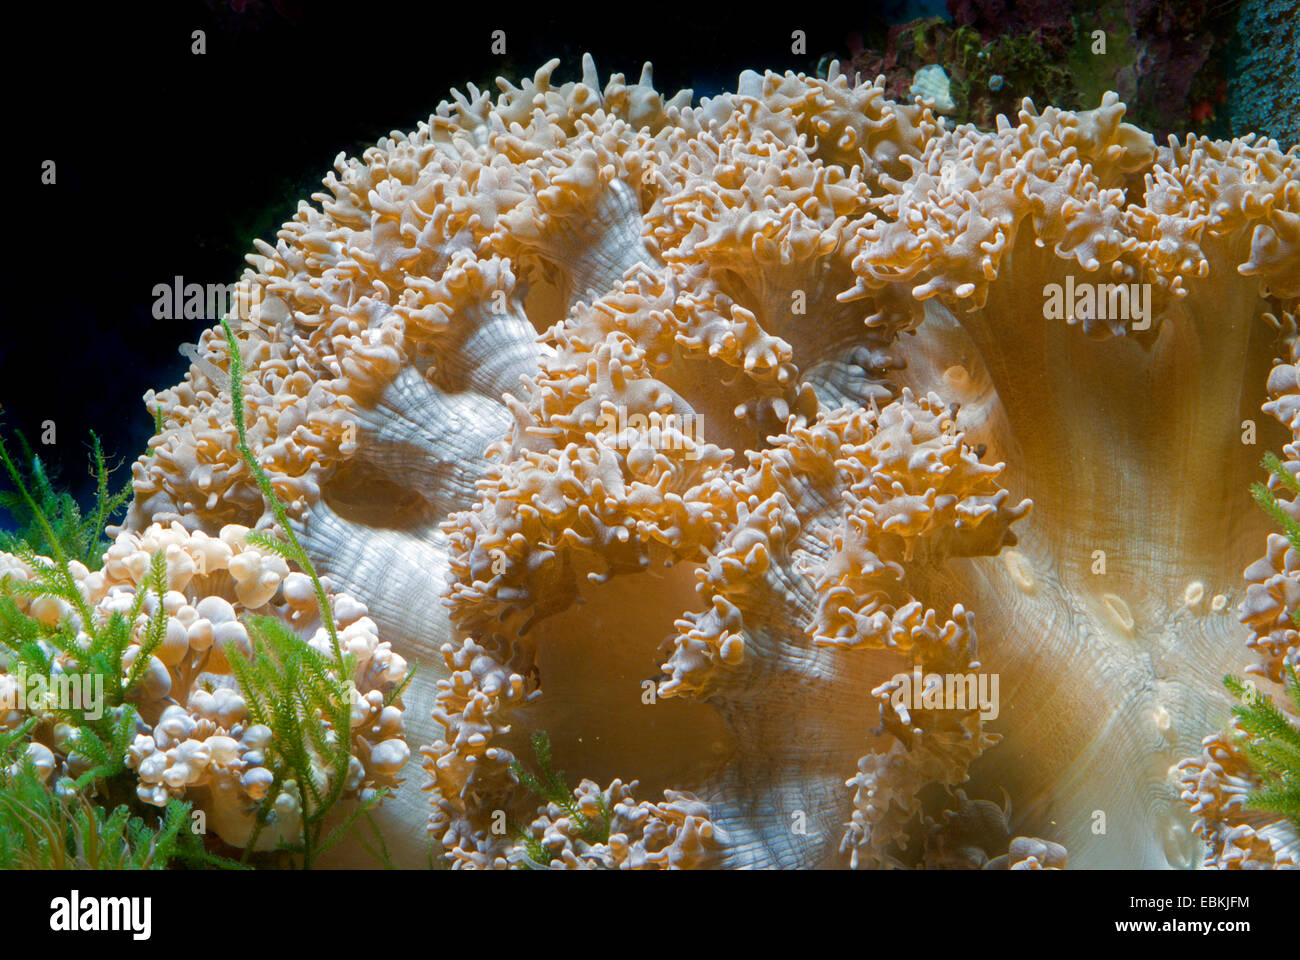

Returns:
106,55,1299,868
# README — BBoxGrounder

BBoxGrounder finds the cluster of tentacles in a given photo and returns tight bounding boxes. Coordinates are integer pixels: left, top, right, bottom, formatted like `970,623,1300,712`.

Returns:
115,55,1299,868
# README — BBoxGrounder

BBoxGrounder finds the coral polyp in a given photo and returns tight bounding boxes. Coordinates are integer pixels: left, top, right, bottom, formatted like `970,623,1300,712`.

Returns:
7,52,1298,870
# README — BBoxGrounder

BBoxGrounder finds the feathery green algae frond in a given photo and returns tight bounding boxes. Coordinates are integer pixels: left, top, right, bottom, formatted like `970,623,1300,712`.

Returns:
1225,666,1300,832
0,755,241,870
0,429,132,570
1228,449,1300,831
219,317,410,868
0,444,169,798
219,317,342,664
509,731,612,867
1251,452,1300,570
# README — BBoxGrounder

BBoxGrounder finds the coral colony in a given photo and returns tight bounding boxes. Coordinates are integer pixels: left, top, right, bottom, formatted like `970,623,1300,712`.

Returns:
2,52,1299,870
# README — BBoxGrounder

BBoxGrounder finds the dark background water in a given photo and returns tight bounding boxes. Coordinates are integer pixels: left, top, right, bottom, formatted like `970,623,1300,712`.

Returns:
1,0,1288,526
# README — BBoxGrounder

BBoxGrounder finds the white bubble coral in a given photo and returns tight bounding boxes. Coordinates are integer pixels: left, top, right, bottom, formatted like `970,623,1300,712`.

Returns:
120,56,1300,868
1,522,407,851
